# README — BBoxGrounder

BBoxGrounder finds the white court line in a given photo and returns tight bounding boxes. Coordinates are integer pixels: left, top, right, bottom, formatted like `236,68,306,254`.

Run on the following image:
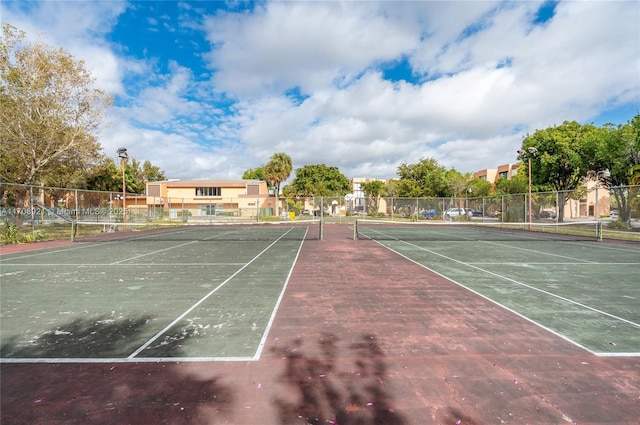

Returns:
0,356,257,364
570,240,640,254
467,262,640,266
109,228,295,265
109,232,234,265
0,227,287,263
127,228,297,359
0,243,102,261
481,240,597,263
15,261,639,267
253,227,308,360
0,263,248,267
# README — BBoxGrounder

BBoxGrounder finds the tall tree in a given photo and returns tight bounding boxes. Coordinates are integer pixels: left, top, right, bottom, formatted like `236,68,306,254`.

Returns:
588,115,640,222
242,167,265,180
83,158,121,192
443,169,468,199
263,152,293,216
284,164,351,197
360,180,387,214
0,23,112,187
83,157,166,194
139,159,166,183
521,121,597,221
467,177,492,197
395,157,448,197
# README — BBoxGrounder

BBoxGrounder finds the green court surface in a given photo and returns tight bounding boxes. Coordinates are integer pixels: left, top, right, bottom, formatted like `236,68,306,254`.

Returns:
0,225,309,362
357,224,640,356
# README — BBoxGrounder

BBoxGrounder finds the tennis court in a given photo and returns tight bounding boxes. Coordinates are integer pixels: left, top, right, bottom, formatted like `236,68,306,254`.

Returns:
0,223,316,362
2,221,640,424
355,219,640,356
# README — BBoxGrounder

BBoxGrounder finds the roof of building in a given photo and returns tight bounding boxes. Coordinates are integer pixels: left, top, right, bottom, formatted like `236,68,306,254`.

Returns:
151,179,264,188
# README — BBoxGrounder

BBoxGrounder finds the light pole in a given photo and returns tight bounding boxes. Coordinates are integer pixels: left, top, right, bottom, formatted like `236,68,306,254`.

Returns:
117,147,128,227
517,147,537,229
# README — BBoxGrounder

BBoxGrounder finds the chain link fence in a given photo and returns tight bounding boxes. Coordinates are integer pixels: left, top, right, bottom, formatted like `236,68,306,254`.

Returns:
1,182,638,243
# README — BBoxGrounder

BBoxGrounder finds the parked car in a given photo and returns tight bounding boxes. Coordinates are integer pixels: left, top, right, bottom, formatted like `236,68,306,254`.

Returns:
538,210,557,219
610,210,618,219
302,209,311,216
443,208,472,220
420,209,438,219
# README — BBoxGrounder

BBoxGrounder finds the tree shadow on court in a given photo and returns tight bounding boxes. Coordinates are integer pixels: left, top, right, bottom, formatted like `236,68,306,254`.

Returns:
271,333,408,425
1,315,158,358
1,316,235,424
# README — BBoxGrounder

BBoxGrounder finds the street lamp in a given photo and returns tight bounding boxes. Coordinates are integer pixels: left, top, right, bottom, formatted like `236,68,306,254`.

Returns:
117,147,128,227
517,147,537,229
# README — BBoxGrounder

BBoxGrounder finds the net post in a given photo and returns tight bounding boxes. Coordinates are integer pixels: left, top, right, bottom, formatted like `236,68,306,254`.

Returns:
319,197,324,240
596,220,602,241
353,219,358,240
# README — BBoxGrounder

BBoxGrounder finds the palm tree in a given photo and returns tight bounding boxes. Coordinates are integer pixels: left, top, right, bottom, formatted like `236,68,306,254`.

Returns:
263,152,293,217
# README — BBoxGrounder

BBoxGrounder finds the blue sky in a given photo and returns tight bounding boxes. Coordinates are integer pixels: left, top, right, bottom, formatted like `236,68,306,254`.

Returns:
3,0,639,180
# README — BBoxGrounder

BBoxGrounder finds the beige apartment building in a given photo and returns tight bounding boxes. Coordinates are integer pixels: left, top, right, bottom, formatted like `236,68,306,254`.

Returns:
351,177,389,215
474,164,610,219
145,179,273,220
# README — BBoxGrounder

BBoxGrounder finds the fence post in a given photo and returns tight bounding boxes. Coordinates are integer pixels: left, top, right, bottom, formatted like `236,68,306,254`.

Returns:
482,197,486,223
391,198,394,220
29,185,35,239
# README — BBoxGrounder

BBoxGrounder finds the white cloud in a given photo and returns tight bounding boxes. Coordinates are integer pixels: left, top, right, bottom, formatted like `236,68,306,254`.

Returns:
3,0,639,182
208,0,639,177
203,1,418,96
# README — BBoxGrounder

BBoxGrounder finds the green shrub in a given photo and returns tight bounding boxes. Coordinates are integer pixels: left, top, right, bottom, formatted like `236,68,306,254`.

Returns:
1,221,22,244
1,220,45,244
606,220,631,231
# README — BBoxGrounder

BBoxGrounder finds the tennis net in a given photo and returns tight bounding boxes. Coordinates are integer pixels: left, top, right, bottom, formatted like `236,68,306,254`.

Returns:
72,220,321,243
354,219,602,242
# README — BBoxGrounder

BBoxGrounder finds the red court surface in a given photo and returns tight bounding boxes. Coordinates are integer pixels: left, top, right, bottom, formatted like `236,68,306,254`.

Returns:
1,223,639,424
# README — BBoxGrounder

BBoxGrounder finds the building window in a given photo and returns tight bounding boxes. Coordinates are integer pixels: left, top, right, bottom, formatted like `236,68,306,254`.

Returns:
498,171,508,179
195,187,221,197
147,184,161,197
247,184,260,196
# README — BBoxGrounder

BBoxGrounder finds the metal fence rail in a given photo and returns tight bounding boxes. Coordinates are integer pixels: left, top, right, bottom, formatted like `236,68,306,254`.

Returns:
1,182,638,243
